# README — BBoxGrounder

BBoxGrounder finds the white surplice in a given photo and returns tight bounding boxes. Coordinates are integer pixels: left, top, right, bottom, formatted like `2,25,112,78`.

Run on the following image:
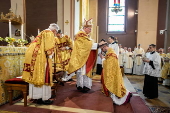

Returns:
143,51,161,77
119,48,124,66
97,48,102,65
123,51,133,73
109,43,119,57
29,84,51,100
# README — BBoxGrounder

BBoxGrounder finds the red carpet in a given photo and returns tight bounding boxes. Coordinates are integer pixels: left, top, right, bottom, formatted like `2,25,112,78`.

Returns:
0,79,151,113
53,80,114,112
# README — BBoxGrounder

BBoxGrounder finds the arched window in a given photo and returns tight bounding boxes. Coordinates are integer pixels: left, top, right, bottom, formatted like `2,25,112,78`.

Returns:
107,0,126,33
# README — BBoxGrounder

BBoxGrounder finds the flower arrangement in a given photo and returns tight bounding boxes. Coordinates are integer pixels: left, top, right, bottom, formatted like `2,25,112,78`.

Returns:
16,39,28,47
16,39,28,44
4,37,16,43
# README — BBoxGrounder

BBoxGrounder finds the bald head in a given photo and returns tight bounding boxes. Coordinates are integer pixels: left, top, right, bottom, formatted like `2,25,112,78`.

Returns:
159,48,164,53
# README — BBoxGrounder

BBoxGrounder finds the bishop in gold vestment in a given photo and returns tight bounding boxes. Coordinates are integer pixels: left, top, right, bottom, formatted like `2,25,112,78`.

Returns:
100,43,132,105
68,18,98,92
22,23,59,103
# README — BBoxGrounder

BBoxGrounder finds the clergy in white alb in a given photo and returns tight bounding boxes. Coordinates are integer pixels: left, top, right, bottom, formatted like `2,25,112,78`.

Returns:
118,44,124,66
123,48,133,74
133,44,145,75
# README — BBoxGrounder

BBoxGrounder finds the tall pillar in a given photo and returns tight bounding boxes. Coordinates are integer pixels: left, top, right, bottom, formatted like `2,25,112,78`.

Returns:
57,0,64,32
74,0,80,34
164,0,170,52
89,0,98,43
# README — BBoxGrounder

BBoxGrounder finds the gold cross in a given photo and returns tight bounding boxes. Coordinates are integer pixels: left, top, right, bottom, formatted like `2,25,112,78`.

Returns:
65,20,69,25
145,31,148,34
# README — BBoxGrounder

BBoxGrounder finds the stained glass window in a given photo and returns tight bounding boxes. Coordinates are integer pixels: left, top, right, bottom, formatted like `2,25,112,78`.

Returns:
108,0,126,32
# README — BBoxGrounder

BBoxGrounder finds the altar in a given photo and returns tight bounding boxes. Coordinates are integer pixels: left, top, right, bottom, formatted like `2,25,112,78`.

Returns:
0,46,27,105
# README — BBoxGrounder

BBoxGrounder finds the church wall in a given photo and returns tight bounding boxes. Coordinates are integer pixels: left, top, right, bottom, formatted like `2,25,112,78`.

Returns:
89,0,98,43
156,0,167,50
57,0,64,32
98,0,138,50
137,0,159,50
26,0,57,37
0,0,11,46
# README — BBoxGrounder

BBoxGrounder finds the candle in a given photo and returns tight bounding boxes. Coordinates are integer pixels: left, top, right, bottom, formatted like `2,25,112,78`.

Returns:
21,24,24,39
9,20,12,38
38,29,40,34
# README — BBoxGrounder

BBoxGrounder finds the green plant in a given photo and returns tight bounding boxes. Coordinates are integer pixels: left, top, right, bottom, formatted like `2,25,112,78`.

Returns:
0,37,4,41
4,37,16,43
16,39,28,44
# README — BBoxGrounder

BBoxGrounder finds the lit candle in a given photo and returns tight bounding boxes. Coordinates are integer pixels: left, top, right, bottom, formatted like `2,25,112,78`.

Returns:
21,24,24,39
9,20,12,38
38,29,40,34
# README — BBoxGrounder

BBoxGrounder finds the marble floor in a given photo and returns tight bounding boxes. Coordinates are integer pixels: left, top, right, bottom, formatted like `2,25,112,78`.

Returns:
126,75,170,108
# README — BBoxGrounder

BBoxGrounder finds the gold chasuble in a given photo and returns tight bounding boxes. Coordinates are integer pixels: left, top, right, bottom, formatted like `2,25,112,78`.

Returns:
22,30,55,87
161,53,170,79
102,48,126,98
67,30,93,76
55,35,73,71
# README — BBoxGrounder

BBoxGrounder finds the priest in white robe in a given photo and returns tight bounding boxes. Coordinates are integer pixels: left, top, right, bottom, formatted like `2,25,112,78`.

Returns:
108,36,119,56
118,44,124,66
143,44,161,99
123,48,133,74
133,44,145,75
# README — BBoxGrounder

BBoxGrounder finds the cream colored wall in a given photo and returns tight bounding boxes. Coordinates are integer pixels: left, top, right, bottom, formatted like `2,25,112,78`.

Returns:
63,0,71,36
57,0,64,32
79,0,98,42
57,0,74,39
137,0,159,50
11,0,25,39
74,0,80,35
89,0,98,43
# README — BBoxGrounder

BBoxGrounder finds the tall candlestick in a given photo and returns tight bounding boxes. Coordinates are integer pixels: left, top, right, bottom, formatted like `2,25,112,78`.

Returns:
38,29,40,34
21,24,24,39
9,20,12,38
